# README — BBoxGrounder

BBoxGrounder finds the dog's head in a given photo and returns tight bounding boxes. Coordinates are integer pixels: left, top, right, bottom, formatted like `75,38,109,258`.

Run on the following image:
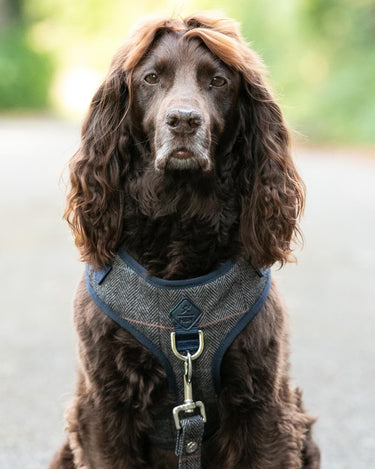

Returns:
65,13,305,269
129,26,241,173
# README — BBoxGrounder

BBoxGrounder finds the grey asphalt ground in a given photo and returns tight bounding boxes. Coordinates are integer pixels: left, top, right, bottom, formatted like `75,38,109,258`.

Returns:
0,116,374,469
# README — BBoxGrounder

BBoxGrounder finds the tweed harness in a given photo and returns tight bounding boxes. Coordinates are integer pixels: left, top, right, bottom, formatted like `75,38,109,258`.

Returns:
86,250,271,468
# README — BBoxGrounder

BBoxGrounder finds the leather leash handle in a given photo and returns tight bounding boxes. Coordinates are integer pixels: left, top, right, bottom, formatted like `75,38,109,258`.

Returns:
175,414,205,469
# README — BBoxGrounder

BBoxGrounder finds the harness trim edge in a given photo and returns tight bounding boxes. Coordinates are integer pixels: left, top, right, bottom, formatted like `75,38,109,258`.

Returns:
212,269,272,393
118,249,235,290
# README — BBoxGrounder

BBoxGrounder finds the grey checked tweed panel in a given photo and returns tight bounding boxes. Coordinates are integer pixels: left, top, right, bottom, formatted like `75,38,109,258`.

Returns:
86,252,270,449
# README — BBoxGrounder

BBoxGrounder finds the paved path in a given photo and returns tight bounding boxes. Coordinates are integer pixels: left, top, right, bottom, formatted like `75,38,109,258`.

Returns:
0,117,374,468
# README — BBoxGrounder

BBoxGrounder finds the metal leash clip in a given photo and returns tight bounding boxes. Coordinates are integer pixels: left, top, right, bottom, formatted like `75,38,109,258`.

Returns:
171,331,207,430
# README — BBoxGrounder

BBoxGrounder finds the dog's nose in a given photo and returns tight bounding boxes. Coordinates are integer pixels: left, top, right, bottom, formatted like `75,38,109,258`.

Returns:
166,109,202,134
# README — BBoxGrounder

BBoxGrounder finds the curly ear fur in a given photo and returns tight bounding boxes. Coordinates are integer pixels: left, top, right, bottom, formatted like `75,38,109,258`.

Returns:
64,66,129,268
237,79,305,269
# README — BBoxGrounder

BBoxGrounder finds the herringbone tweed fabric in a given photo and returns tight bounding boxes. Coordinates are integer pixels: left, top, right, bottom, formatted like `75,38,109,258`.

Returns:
86,251,270,449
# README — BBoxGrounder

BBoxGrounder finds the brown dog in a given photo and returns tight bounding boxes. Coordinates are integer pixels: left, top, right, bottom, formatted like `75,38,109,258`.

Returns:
50,13,320,469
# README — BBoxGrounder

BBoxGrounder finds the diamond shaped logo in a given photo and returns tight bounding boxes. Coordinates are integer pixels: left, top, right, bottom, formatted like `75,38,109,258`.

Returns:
169,298,203,330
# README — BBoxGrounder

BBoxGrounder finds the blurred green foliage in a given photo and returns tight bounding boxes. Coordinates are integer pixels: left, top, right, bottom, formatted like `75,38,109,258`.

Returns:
0,0,53,109
0,0,374,143
0,29,53,108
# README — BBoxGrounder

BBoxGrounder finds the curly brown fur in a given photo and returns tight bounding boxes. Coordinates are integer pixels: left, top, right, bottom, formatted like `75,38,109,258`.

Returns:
51,12,320,469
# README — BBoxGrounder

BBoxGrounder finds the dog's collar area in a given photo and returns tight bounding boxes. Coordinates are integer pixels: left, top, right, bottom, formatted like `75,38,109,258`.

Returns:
118,249,236,289
95,251,266,287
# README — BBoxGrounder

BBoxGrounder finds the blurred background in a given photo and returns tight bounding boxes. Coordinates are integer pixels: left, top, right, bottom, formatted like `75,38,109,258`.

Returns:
0,1,374,468
1,0,375,141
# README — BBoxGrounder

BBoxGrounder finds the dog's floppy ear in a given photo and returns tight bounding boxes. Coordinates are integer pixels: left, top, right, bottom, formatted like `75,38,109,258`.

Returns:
182,14,305,268
64,18,178,268
64,64,130,268
237,76,305,269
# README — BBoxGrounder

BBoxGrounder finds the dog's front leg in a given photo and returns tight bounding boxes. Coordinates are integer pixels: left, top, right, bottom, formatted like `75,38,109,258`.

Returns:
53,279,173,469
209,295,319,469
213,386,316,469
60,368,157,469
62,369,179,469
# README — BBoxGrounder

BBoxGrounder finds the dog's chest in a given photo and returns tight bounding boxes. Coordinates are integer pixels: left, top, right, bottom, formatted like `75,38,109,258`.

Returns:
86,250,270,449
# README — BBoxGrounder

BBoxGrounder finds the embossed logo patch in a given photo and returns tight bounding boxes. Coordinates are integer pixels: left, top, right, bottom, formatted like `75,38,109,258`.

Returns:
169,298,203,330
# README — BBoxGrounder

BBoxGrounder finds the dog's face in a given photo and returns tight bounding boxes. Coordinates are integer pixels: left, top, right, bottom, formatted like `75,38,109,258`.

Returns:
131,32,241,173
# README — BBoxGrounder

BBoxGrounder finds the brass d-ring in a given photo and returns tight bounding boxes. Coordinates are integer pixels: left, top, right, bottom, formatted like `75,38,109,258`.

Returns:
170,330,204,361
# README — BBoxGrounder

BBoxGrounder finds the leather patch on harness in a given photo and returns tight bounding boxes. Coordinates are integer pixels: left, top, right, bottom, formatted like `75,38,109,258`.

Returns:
169,298,203,330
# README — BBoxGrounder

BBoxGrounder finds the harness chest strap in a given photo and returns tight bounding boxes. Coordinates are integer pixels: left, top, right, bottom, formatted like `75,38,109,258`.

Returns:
85,250,271,452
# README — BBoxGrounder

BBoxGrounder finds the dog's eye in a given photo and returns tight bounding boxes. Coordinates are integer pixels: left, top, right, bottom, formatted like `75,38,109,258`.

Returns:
144,73,159,84
210,76,227,87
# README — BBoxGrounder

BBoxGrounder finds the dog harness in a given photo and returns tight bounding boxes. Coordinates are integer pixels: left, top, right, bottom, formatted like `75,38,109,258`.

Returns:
86,250,271,467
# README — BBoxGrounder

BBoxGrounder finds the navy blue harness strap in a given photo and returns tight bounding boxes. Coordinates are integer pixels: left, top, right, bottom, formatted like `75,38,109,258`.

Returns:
173,330,200,355
212,269,271,393
95,265,112,284
119,250,234,290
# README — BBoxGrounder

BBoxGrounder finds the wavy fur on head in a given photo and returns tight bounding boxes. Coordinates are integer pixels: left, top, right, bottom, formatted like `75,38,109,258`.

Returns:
64,12,305,270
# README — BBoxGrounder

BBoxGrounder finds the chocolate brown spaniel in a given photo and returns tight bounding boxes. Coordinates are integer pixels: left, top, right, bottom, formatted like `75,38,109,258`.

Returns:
50,13,321,469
